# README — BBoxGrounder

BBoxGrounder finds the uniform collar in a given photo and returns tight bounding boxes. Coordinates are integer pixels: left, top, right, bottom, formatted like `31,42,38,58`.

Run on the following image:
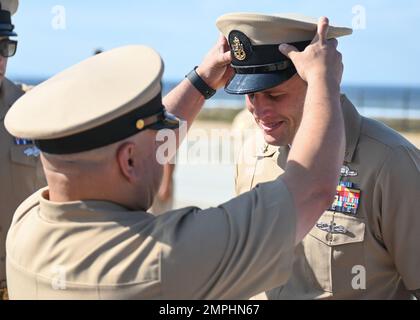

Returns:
341,94,362,163
255,94,362,163
39,188,152,223
256,142,279,157
256,142,291,159
252,128,284,157
0,78,24,120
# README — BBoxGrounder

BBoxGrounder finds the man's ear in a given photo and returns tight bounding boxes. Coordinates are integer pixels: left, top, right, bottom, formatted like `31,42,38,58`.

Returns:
116,142,138,183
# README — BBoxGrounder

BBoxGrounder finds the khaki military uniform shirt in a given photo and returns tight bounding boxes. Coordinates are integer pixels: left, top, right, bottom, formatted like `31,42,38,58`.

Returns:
0,78,45,290
236,95,420,300
6,177,296,300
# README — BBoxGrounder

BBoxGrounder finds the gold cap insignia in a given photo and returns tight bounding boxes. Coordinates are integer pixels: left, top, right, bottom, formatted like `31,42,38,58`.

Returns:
232,36,247,61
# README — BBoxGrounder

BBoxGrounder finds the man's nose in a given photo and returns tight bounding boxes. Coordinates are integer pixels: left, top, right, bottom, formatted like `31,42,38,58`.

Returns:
252,94,276,119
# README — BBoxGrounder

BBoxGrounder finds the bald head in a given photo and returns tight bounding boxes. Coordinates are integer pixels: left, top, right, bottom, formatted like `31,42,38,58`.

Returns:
42,141,119,173
42,130,164,211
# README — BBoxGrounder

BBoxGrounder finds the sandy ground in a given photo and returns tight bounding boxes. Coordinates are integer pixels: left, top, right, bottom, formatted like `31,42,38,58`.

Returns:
401,132,420,148
190,120,232,131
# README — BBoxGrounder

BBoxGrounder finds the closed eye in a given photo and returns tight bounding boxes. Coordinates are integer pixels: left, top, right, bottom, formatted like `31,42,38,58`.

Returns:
268,91,285,97
247,92,286,102
268,92,286,100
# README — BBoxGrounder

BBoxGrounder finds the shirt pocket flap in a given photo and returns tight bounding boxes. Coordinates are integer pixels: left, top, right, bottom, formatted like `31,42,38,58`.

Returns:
309,212,365,246
10,145,39,167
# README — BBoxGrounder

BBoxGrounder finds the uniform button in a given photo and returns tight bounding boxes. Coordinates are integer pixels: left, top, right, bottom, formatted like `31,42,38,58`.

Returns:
326,233,333,242
136,119,145,130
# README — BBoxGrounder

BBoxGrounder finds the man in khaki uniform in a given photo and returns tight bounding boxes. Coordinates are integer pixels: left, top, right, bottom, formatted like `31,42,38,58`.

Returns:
0,0,45,299
5,18,346,299
217,13,420,299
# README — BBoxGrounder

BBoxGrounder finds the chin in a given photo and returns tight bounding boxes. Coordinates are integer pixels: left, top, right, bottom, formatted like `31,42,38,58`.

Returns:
263,131,291,147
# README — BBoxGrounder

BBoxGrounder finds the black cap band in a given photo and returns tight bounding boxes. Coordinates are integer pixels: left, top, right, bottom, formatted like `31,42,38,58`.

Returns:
233,60,292,74
0,5,17,37
225,30,313,94
229,30,311,72
35,92,179,155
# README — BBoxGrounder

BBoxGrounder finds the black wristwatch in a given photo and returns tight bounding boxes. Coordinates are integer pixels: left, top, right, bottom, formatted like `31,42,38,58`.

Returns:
185,66,216,100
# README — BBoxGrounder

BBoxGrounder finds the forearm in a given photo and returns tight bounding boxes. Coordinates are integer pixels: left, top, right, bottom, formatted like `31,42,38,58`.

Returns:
283,77,345,244
159,78,206,155
287,77,344,192
163,78,205,130
161,35,231,152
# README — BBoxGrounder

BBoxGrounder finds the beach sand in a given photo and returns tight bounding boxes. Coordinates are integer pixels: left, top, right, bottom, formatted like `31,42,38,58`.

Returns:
402,132,420,148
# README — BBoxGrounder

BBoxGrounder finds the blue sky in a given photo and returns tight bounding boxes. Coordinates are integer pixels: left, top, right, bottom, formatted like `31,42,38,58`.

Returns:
8,0,420,86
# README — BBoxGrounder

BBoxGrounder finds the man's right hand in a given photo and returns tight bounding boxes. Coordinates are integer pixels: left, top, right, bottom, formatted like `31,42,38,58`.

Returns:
279,17,343,88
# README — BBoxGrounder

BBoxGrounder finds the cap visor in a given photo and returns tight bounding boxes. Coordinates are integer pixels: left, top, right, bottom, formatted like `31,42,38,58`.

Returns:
0,31,17,37
225,70,297,95
148,111,180,130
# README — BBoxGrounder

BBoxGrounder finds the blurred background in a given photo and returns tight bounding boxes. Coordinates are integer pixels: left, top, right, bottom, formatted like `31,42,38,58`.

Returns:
9,0,420,209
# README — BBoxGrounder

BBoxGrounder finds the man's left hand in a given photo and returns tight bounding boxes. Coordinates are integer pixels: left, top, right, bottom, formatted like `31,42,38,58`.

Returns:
196,34,233,90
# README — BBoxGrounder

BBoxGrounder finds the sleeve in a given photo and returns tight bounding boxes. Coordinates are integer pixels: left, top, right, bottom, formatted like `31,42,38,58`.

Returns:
375,145,420,291
159,178,296,299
